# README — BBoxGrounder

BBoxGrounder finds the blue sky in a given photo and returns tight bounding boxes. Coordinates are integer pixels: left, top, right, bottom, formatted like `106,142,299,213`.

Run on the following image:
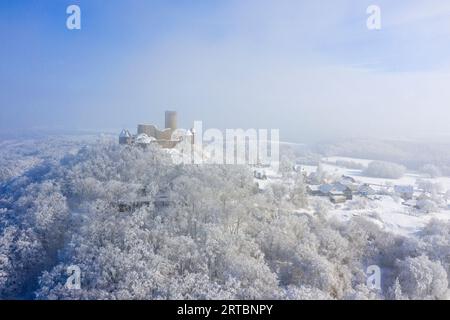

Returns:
2,0,450,141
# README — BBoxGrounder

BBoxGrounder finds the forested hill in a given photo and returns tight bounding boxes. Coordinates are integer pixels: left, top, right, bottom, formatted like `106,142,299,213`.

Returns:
0,137,449,299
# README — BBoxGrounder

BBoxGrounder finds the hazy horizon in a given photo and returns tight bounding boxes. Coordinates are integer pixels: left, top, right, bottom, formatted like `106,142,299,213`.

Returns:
3,0,450,142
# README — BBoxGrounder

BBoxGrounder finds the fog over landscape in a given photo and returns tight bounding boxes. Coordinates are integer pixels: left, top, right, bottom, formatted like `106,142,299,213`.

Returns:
2,0,450,301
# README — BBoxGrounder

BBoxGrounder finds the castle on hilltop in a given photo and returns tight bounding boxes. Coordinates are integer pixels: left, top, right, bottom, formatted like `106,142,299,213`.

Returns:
119,111,194,149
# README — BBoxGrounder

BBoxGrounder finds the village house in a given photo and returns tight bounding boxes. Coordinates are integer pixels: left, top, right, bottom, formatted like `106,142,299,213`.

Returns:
341,175,356,184
358,183,376,197
394,185,414,200
307,185,321,196
307,182,353,203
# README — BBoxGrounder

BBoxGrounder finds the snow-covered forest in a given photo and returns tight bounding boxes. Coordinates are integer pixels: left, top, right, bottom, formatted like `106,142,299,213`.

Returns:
0,136,449,300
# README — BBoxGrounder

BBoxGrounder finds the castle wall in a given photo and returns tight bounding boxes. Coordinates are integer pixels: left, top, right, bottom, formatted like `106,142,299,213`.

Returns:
133,111,181,149
137,124,158,138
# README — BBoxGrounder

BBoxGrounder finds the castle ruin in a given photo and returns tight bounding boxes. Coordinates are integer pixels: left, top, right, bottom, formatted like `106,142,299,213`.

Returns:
119,111,193,149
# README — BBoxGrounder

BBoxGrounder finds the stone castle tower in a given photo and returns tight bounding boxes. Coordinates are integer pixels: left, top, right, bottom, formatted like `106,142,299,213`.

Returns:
165,111,177,131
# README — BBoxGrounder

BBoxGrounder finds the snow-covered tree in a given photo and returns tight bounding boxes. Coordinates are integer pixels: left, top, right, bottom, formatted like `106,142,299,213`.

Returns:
395,255,448,300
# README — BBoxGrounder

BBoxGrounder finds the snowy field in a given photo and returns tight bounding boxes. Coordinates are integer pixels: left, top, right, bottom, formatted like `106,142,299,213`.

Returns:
322,156,450,191
327,195,450,236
